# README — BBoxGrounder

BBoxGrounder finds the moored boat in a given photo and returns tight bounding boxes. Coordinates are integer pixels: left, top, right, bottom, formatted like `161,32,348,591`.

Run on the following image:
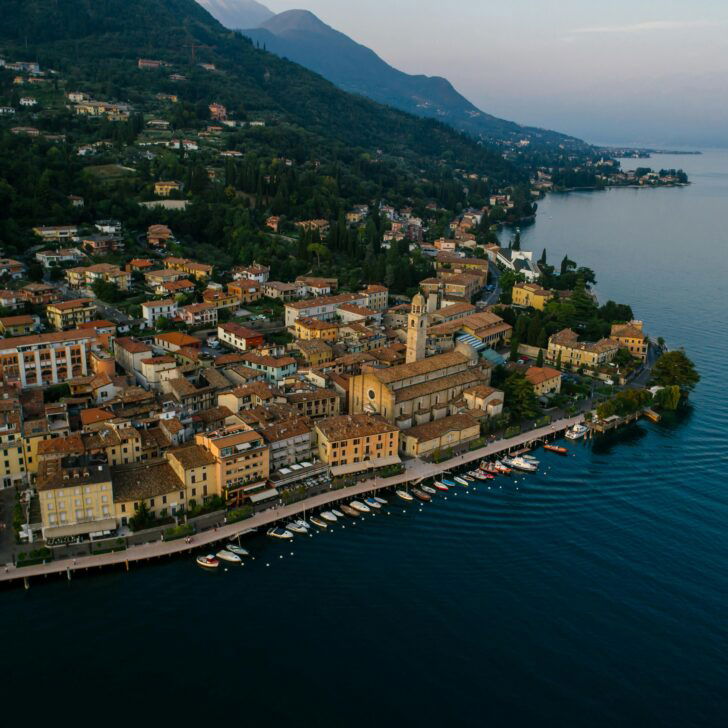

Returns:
364,497,381,509
340,504,360,517
502,456,537,473
287,522,308,534
565,423,589,440
310,516,328,528
543,444,568,455
454,476,469,486
216,549,242,564
374,497,388,505
196,554,219,569
350,500,371,513
331,509,345,518
433,481,449,491
412,488,431,502
294,519,311,531
267,527,294,540
226,544,249,557
396,489,414,502
421,485,436,495
442,478,457,487
320,511,338,522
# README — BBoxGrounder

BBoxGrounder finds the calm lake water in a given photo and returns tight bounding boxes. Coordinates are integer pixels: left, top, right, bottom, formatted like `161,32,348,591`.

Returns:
2,152,727,727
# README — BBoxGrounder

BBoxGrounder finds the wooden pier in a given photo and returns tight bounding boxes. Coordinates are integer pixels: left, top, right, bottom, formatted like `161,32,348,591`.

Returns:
0,415,583,588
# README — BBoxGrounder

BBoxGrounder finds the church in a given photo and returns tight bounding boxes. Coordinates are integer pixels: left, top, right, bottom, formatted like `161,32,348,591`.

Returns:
348,294,493,429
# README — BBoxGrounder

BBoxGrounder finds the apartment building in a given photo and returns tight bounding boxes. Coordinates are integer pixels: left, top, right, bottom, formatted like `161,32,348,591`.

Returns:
46,298,96,330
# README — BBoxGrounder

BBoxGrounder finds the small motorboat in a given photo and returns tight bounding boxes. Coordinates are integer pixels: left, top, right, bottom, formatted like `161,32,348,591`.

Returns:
196,554,219,569
442,478,457,487
396,489,414,502
320,511,338,522
544,445,568,455
340,504,360,517
310,516,328,528
331,509,345,518
267,527,293,540
565,424,589,440
364,497,381,509
287,522,308,534
477,470,496,480
493,461,512,475
454,476,469,486
421,485,436,495
433,481,449,492
522,454,540,465
468,470,484,479
374,496,388,505
216,549,242,564
502,456,537,473
350,501,371,513
461,475,475,482
226,544,249,557
412,488,432,502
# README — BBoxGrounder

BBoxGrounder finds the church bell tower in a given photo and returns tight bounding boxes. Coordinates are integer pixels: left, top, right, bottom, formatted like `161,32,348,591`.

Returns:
406,293,427,364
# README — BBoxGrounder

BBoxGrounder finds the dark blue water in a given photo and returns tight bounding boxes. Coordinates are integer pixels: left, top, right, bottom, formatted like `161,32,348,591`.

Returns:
3,152,727,727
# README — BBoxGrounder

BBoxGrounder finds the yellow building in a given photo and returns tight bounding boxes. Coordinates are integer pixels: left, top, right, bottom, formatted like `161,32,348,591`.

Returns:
547,328,619,369
610,321,648,362
294,317,339,341
154,180,183,197
46,298,96,330
315,414,400,477
524,366,562,395
195,425,270,507
0,401,27,487
0,315,37,336
400,413,480,457
512,283,553,311
294,339,333,367
164,257,213,280
37,460,116,540
66,264,131,292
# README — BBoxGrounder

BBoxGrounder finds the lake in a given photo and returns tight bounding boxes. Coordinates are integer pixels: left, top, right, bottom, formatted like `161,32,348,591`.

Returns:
2,151,727,727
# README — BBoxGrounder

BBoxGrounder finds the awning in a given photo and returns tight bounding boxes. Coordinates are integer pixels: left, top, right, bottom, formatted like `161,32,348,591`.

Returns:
330,455,401,478
248,488,279,504
43,518,118,539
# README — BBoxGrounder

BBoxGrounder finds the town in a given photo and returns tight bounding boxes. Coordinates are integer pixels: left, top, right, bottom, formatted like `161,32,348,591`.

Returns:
0,52,697,575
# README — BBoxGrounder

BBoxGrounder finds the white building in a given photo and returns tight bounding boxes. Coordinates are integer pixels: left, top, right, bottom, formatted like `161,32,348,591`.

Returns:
141,299,178,327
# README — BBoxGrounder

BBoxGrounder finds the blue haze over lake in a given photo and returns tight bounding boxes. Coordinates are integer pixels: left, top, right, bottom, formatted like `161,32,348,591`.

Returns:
2,152,727,727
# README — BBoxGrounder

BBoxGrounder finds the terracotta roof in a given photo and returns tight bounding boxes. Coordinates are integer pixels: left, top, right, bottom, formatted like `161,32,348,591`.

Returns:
155,332,200,347
363,351,469,385
286,293,364,311
524,367,562,386
316,414,398,442
168,444,217,470
402,413,479,442
115,337,152,354
111,461,182,502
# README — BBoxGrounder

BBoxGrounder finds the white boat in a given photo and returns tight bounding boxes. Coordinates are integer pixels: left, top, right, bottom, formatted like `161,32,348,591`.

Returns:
396,490,414,502
196,554,219,569
522,454,540,465
331,509,345,518
350,501,371,513
454,476,469,486
565,423,589,440
216,549,242,564
364,497,381,509
320,511,338,522
287,522,308,534
226,544,249,557
310,516,328,528
502,456,537,473
374,497,388,505
267,527,293,540
421,485,436,495
293,519,311,530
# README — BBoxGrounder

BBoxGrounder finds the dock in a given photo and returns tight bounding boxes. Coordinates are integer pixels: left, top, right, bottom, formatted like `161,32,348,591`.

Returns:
0,415,583,587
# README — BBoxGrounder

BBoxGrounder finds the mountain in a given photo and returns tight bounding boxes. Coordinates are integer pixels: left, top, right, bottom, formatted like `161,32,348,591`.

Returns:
243,10,584,148
196,0,274,30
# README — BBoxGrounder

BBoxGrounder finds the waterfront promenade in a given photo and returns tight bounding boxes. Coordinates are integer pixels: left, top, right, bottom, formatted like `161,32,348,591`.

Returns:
0,415,583,586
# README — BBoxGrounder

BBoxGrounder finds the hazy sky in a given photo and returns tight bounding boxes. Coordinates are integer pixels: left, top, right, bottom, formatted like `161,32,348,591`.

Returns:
267,0,728,146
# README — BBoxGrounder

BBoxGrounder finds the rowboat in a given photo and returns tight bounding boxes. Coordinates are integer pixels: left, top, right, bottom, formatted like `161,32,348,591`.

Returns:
543,445,568,455
454,476,469,486
196,554,219,569
267,527,293,540
364,497,382,509
310,516,328,528
433,481,449,491
374,497,388,505
340,504,360,517
320,511,338,522
331,509,345,518
350,501,371,513
396,489,414,502
412,488,431,502
421,485,436,495
216,549,241,564
442,479,457,487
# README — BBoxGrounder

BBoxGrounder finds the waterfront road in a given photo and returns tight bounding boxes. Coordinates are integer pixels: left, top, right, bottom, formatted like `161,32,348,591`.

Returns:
0,415,583,585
